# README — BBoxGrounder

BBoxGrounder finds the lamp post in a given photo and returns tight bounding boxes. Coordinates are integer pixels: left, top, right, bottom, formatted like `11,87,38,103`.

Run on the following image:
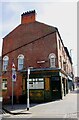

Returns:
27,67,30,111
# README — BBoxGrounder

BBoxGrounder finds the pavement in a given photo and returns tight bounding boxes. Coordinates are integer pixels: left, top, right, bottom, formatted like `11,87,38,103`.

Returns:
2,104,31,114
1,87,79,119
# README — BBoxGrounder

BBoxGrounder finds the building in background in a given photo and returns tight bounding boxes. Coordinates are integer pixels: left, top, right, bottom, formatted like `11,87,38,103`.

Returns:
75,77,79,87
2,10,74,104
0,56,2,100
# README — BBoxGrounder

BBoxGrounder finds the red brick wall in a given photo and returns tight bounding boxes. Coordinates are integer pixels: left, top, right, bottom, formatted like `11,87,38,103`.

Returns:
2,71,23,103
3,32,58,69
2,32,58,101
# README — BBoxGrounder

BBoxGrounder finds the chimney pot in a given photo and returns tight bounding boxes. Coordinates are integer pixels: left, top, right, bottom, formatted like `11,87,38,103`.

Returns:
21,10,36,24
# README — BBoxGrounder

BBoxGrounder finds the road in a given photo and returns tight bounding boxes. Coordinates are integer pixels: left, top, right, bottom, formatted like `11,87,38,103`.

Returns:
2,88,79,119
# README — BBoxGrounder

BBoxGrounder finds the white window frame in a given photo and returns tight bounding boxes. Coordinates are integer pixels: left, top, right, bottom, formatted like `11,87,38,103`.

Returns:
3,56,9,71
18,54,24,70
2,79,7,90
49,53,56,68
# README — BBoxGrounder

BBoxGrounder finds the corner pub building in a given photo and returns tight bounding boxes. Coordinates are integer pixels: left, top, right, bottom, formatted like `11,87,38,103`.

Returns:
2,10,74,104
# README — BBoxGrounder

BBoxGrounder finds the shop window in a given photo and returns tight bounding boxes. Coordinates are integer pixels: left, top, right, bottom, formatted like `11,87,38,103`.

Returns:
29,78,44,89
49,53,56,67
18,54,24,70
2,79,7,90
3,56,9,71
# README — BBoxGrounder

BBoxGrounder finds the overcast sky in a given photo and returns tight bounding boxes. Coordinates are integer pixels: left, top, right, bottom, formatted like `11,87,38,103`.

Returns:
0,0,77,76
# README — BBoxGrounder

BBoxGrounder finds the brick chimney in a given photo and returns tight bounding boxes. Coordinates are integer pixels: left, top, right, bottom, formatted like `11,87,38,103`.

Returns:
21,10,36,24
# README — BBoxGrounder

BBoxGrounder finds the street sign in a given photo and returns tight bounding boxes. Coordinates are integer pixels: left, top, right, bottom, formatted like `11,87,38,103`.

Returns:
12,63,15,68
12,63,16,82
12,70,16,82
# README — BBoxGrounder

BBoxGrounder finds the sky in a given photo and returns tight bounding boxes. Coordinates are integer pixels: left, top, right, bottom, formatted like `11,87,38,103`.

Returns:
0,0,77,76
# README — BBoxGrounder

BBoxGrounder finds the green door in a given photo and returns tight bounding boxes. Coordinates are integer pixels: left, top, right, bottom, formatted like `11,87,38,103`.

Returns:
51,77,61,100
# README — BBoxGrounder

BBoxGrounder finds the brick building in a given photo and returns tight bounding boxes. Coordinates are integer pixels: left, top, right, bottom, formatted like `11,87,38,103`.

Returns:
0,57,2,98
2,10,74,104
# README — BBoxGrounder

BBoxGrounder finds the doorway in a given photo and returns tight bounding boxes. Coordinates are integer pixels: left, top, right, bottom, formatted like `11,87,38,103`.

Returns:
51,77,61,100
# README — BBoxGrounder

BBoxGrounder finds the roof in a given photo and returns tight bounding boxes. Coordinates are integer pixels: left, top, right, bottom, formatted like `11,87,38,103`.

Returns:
3,21,57,56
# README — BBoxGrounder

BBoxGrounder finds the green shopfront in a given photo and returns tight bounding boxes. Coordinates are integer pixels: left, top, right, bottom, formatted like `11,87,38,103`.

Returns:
21,68,68,103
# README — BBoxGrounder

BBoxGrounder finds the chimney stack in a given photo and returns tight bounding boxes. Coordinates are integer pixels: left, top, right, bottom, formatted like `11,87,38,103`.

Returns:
21,10,36,24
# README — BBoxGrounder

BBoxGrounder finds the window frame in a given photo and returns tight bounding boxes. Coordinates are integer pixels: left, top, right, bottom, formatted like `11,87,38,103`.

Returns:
49,53,56,68
3,56,9,71
18,54,24,70
2,78,7,90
